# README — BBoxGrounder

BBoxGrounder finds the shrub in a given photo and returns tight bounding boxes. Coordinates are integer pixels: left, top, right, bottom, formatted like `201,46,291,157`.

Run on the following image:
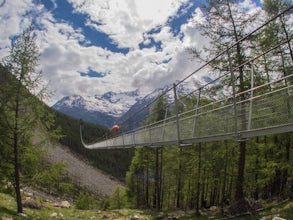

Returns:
109,186,127,209
76,192,96,210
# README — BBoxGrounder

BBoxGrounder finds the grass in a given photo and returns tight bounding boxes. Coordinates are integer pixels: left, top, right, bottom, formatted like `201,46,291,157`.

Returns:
0,192,152,220
1,192,293,220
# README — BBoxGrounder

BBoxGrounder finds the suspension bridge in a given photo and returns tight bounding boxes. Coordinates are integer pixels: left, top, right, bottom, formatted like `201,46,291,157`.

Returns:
80,6,293,150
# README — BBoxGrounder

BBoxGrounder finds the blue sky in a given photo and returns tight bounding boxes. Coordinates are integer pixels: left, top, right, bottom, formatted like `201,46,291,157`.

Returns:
0,0,263,106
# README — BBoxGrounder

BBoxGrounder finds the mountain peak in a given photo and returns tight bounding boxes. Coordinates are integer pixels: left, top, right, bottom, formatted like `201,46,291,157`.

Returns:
52,90,141,127
52,77,211,127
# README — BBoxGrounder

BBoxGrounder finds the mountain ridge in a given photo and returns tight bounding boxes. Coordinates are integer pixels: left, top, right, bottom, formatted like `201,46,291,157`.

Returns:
52,90,140,127
52,77,212,128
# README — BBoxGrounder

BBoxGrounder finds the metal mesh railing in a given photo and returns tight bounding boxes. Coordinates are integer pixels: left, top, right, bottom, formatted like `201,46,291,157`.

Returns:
81,76,293,149
80,6,293,149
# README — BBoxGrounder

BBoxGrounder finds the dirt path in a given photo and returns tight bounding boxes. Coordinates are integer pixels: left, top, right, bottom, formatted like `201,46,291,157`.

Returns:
45,143,123,198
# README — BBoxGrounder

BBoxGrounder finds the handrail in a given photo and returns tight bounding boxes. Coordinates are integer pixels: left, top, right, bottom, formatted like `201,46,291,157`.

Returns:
80,6,293,150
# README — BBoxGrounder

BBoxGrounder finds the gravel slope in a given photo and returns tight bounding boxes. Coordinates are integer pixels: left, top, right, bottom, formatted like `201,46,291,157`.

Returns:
45,143,123,198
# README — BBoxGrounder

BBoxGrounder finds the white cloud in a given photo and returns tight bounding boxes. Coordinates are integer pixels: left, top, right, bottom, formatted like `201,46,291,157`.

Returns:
0,0,236,107
0,0,36,53
68,0,189,49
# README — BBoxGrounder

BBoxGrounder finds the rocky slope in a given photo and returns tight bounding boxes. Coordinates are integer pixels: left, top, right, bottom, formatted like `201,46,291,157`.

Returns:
42,139,123,198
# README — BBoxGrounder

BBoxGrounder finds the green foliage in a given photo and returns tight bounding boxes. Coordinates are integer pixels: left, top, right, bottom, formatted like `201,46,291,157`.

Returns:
52,110,134,180
76,192,97,210
0,192,156,219
0,26,57,213
20,145,47,182
99,197,111,211
0,65,15,182
32,163,65,193
146,94,169,124
109,186,127,209
263,0,292,15
58,182,74,196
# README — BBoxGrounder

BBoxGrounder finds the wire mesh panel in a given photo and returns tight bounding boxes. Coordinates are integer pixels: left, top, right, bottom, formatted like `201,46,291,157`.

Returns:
162,120,178,143
249,86,293,131
123,133,135,146
81,75,293,149
80,6,293,149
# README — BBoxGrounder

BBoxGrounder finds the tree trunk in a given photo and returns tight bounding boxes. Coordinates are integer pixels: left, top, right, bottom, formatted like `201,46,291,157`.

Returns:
254,138,260,200
14,132,22,214
158,147,163,209
153,148,159,209
13,92,23,214
227,0,247,201
195,143,202,215
280,135,290,196
280,16,293,63
235,141,246,200
227,148,235,200
221,141,228,213
176,147,182,209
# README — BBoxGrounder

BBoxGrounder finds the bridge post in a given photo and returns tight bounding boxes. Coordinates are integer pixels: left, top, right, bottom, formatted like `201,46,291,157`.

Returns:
105,134,109,148
192,88,201,138
227,47,239,136
132,131,136,147
248,61,254,131
173,84,181,146
161,108,168,141
148,125,152,145
122,130,125,147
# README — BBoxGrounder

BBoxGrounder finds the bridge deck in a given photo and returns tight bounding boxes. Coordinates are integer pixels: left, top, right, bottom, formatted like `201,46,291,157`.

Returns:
81,75,293,149
80,6,293,150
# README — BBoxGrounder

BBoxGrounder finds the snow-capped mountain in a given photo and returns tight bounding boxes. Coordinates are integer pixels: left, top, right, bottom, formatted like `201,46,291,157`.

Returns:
52,90,140,127
116,78,212,130
116,87,165,130
52,76,213,128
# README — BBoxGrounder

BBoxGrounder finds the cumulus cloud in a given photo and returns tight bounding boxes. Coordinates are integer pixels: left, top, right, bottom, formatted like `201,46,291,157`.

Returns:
68,0,189,49
0,0,35,53
0,0,241,106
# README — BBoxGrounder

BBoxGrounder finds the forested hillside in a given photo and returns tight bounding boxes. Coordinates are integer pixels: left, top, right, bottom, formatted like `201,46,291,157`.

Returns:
51,110,134,180
124,0,293,216
1,0,293,219
0,27,132,216
0,62,133,181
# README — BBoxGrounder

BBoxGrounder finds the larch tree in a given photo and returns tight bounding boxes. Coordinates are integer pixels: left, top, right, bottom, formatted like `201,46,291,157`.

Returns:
1,26,52,214
148,94,168,210
189,0,259,201
261,0,293,198
126,94,169,210
263,0,293,63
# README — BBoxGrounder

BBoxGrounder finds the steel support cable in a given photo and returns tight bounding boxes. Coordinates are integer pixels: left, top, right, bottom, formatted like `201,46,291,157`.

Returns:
231,35,293,75
81,78,293,149
181,38,290,102
179,73,293,122
174,5,293,88
179,74,293,121
81,6,293,148
180,33,293,102
95,72,293,148
233,72,293,100
79,120,88,148
144,73,293,146
119,5,293,130
79,122,110,147
176,26,293,115
82,69,293,149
